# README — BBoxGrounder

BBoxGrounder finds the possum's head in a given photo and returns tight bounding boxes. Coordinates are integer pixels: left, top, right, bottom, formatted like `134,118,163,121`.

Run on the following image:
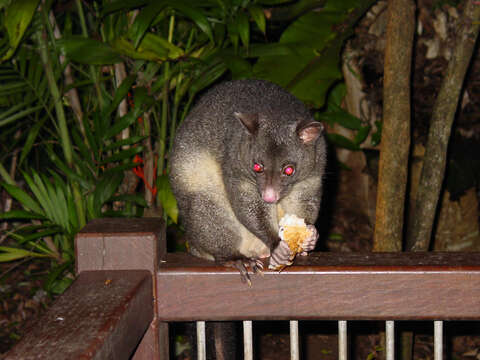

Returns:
235,111,323,204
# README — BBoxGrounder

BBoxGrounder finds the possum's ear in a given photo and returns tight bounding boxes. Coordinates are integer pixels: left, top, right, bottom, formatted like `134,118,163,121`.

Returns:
234,112,259,135
296,120,324,144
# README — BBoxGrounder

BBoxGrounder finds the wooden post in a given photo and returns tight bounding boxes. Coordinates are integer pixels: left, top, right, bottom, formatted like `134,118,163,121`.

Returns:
76,217,167,360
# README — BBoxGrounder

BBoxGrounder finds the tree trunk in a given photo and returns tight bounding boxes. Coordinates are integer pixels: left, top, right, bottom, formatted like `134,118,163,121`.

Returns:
338,45,379,228
407,0,480,251
373,0,415,252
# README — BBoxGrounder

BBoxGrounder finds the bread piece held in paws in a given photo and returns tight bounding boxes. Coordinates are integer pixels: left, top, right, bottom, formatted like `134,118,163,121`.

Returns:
269,214,314,270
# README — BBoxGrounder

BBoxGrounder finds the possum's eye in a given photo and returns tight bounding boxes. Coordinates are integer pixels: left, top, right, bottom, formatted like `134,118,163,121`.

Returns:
283,165,295,176
253,163,264,173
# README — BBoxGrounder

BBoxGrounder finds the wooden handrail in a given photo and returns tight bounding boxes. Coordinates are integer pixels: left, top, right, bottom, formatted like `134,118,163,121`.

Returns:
5,270,152,360
6,218,166,360
5,219,480,359
157,252,480,321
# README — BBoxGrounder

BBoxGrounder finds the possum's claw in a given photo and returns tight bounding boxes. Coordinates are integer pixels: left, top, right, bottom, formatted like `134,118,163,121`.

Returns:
223,258,264,286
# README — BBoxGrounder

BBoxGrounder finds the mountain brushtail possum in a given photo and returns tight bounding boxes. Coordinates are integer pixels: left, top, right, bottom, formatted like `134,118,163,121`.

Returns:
169,79,326,283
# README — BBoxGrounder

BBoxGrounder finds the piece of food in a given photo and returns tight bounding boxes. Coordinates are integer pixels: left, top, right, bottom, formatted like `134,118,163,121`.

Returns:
269,214,313,270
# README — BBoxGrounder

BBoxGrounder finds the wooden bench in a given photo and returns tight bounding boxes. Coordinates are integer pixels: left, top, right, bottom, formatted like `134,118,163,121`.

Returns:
5,218,480,359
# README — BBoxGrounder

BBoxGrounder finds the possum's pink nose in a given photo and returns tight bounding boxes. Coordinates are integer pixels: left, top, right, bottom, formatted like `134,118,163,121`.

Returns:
262,187,279,203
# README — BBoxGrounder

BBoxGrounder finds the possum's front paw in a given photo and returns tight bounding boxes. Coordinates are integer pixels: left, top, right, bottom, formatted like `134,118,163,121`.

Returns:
299,225,319,256
268,240,293,270
223,258,264,286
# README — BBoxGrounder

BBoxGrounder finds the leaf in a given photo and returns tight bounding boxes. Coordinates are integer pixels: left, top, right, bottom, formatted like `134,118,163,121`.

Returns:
253,0,375,107
318,106,363,130
102,111,142,140
326,133,359,151
248,5,266,34
24,171,55,222
371,120,382,146
102,74,136,118
71,128,95,169
101,0,148,16
46,147,91,189
100,146,143,164
243,43,294,58
52,176,71,230
1,182,43,214
253,9,344,107
353,125,371,146
0,246,48,262
19,115,47,165
132,86,155,109
0,163,14,185
328,82,347,106
188,61,227,96
2,0,41,61
0,81,28,94
130,2,168,48
236,11,250,49
82,115,99,158
0,0,11,10
138,33,184,60
43,261,73,294
111,37,160,62
227,20,239,51
219,54,252,79
92,173,124,216
172,1,214,43
48,277,74,295
0,99,36,122
0,210,45,220
27,239,57,256
257,0,291,4
0,105,44,127
16,229,62,244
157,174,178,223
58,36,123,65
104,136,145,151
67,189,79,232
102,162,138,177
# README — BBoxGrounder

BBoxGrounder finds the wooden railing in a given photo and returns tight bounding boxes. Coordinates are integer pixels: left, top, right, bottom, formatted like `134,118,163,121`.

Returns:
5,218,480,359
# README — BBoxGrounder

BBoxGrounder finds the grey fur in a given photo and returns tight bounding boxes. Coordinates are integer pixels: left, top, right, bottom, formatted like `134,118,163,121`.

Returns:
169,79,327,263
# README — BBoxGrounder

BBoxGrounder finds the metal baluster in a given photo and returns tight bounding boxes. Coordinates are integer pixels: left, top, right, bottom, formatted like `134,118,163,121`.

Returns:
386,321,395,360
434,321,443,360
338,321,347,360
244,320,253,360
197,321,206,360
290,320,299,360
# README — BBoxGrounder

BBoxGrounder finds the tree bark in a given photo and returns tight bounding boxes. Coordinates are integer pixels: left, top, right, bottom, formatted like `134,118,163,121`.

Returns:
373,0,415,252
407,0,480,251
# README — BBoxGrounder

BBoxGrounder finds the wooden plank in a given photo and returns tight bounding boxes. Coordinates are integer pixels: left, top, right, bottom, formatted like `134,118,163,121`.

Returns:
5,270,152,360
157,252,480,321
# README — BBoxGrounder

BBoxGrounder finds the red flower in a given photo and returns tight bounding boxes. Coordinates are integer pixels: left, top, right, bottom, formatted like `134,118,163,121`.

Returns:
133,155,157,196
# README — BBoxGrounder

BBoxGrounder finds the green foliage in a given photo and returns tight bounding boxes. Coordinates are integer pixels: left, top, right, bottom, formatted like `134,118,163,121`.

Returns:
316,83,372,150
58,36,124,65
0,0,376,293
253,0,374,107
157,174,178,223
2,0,40,61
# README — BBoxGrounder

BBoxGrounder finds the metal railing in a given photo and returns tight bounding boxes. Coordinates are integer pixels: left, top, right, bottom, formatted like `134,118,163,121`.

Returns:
192,319,442,360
